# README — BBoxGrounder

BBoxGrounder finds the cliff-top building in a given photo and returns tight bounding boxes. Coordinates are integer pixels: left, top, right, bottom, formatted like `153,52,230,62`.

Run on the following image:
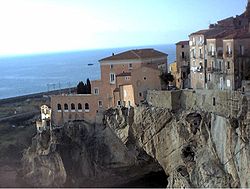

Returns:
189,0,250,91
50,49,168,126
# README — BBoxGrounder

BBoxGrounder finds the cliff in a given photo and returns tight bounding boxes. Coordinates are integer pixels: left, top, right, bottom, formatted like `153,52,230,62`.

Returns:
20,117,164,187
20,103,250,187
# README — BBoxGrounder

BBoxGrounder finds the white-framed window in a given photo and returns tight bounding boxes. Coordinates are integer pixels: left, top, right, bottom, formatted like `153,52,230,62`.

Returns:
94,87,99,95
98,100,103,108
110,73,115,84
128,63,133,69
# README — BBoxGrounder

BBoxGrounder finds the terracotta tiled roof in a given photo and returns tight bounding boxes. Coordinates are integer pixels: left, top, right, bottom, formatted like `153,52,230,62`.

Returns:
176,41,189,45
99,48,167,62
116,72,131,77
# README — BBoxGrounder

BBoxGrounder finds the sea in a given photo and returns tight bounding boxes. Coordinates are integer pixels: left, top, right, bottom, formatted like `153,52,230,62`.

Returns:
0,44,175,99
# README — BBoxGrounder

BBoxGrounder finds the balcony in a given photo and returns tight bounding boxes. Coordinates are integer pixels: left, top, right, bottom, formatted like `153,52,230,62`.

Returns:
207,67,223,73
226,51,233,58
208,51,216,57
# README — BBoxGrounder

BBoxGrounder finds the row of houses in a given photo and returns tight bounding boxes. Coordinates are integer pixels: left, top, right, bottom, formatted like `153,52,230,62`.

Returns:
172,0,250,92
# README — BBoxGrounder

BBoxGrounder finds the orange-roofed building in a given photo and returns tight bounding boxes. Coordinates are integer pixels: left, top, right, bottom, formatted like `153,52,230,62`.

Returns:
51,48,168,125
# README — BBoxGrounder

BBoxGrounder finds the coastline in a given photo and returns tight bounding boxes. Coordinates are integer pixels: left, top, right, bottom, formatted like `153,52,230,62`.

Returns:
0,87,76,105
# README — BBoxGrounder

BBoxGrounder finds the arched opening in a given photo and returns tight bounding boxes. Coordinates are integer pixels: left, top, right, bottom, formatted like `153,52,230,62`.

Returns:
85,103,90,112
78,103,82,111
64,103,68,111
57,104,62,111
71,103,75,111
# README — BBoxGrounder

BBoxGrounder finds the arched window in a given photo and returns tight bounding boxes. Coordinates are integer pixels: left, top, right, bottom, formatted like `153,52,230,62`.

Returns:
71,103,75,111
57,104,62,111
64,103,68,111
85,103,89,112
78,103,82,111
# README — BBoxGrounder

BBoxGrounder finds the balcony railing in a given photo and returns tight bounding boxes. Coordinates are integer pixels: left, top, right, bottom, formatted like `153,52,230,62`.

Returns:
226,51,233,57
208,51,216,57
207,67,223,73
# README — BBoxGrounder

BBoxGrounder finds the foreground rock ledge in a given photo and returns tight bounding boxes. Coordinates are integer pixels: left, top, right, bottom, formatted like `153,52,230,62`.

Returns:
20,105,250,187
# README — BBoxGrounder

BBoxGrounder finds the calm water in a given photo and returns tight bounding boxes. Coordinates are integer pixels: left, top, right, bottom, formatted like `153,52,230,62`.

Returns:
0,44,175,99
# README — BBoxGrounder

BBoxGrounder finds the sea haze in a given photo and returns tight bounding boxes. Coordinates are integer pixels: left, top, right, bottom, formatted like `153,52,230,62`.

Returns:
0,44,175,99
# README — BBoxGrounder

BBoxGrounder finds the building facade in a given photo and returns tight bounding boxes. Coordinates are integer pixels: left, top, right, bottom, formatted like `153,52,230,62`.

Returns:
189,0,250,91
175,41,190,89
51,49,168,125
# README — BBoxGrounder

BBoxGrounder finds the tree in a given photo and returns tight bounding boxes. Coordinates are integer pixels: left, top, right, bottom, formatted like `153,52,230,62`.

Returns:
160,72,174,89
77,81,85,94
86,78,91,94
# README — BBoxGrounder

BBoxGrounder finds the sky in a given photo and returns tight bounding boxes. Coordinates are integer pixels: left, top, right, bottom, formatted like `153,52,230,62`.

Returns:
0,0,247,56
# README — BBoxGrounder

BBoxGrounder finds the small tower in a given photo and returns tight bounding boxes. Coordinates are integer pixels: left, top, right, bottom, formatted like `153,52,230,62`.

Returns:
36,105,52,133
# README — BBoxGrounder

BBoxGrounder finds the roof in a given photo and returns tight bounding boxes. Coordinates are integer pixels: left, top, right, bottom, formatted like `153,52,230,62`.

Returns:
99,48,167,62
116,72,131,77
206,29,236,39
176,41,189,45
190,28,226,37
224,29,250,39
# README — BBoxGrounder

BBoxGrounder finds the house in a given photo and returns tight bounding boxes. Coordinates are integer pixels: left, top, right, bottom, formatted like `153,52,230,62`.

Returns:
189,0,250,90
50,48,168,126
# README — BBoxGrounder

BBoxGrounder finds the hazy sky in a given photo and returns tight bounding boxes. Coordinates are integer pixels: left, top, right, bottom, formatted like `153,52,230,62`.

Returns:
0,0,247,56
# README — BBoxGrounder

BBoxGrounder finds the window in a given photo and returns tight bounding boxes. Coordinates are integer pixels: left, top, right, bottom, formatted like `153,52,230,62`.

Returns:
125,76,130,80
78,103,82,111
181,45,184,48
71,103,75,111
208,74,211,81
128,63,133,69
94,88,99,95
117,100,121,106
139,92,142,97
64,103,68,111
182,52,185,59
240,45,244,55
213,97,216,106
57,104,62,112
144,77,147,80
110,64,113,69
98,100,103,107
227,61,230,69
110,73,115,84
128,101,131,107
85,103,90,112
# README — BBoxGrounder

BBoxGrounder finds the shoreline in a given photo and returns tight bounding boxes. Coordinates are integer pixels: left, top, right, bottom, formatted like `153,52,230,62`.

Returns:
0,87,76,105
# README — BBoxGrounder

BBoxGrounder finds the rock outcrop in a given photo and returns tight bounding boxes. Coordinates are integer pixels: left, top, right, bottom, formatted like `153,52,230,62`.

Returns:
20,118,164,187
21,105,250,187
105,106,250,188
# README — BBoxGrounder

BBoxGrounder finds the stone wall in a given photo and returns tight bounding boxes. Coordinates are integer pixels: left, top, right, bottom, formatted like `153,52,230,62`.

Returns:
147,89,248,119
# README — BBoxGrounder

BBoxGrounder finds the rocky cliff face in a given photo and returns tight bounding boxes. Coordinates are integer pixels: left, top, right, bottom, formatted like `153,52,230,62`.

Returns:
20,105,250,187
106,106,250,188
20,118,164,187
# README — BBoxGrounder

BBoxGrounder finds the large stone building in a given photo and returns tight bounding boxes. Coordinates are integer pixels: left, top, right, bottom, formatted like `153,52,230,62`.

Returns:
51,49,168,125
189,0,250,90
